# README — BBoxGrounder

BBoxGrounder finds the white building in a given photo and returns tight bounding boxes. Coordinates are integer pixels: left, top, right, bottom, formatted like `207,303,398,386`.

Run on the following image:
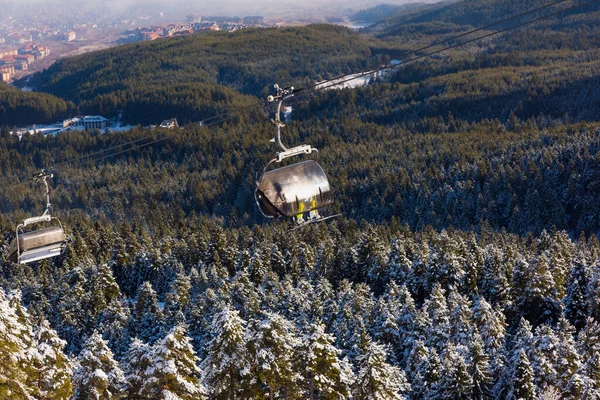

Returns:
63,116,108,130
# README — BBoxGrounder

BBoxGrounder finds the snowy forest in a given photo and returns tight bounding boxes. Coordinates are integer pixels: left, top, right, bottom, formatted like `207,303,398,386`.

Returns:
2,222,600,399
2,0,600,399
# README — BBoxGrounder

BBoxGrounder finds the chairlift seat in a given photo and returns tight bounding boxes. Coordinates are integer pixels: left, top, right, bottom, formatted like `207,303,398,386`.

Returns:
9,226,66,264
256,160,333,218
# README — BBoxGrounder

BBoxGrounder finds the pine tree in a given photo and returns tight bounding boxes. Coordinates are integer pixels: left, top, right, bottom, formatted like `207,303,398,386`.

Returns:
423,283,450,352
130,281,164,344
522,255,562,325
352,226,388,289
372,297,402,364
509,350,536,400
200,307,253,399
164,272,192,325
73,331,126,400
30,318,73,400
140,325,207,400
122,338,150,400
435,343,473,400
298,322,354,400
531,324,558,390
387,239,414,291
564,261,590,331
448,290,473,349
551,317,580,394
405,340,430,400
469,333,492,400
0,291,35,399
353,337,410,400
471,296,505,380
247,312,301,399
577,317,600,390
426,231,466,291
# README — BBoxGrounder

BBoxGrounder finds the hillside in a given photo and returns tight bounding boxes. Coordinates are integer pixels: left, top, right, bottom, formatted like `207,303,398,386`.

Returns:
21,25,381,124
0,82,75,126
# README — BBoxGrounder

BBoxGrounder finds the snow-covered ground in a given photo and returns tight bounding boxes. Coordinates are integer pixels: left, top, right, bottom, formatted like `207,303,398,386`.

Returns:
10,122,137,137
315,61,401,91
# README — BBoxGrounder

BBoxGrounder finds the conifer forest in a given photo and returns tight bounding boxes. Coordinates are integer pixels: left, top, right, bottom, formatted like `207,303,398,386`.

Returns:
2,0,600,399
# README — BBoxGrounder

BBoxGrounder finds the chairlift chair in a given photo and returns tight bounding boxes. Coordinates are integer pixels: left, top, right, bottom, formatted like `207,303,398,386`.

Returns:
255,84,339,226
8,171,67,264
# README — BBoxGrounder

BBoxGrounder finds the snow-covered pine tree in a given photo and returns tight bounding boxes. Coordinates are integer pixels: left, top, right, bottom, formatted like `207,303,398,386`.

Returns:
297,241,315,278
269,244,287,277
73,330,126,400
352,226,388,290
564,372,600,399
140,325,207,400
531,324,559,390
298,322,354,400
495,317,535,399
247,312,301,399
576,317,600,390
554,317,581,394
548,230,575,299
130,281,164,344
122,338,149,400
395,284,417,365
463,235,484,294
471,295,506,381
200,307,254,399
522,255,562,325
405,340,430,400
423,283,450,352
30,318,73,400
508,349,536,400
352,337,410,400
469,332,492,400
372,297,402,364
448,290,473,350
386,239,414,291
564,261,590,331
164,272,192,328
434,342,473,400
425,231,466,292
0,291,36,399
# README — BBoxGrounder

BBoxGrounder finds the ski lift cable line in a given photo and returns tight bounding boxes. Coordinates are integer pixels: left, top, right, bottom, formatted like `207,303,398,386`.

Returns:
317,0,577,87
45,0,593,170
52,102,263,169
310,0,600,93
1,102,263,190
4,0,597,189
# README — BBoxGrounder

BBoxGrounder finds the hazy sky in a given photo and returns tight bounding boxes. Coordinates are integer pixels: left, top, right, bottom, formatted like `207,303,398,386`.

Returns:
0,0,442,19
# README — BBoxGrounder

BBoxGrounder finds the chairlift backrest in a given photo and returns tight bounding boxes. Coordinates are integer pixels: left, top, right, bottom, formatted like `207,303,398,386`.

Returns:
7,170,67,265
9,226,66,264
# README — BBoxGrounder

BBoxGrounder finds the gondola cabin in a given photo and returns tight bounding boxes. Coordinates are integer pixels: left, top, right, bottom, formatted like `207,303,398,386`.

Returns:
256,160,333,218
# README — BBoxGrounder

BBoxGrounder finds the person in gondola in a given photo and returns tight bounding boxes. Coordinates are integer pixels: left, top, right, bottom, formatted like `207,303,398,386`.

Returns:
296,201,305,224
309,197,319,220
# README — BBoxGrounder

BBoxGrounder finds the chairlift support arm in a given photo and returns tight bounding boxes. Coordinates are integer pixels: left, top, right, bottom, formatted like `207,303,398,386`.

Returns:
267,84,316,162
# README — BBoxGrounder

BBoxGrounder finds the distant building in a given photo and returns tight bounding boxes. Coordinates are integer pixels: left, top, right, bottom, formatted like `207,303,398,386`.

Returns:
64,31,76,42
159,118,179,129
63,116,108,130
1,71,11,82
0,65,15,75
0,50,18,58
